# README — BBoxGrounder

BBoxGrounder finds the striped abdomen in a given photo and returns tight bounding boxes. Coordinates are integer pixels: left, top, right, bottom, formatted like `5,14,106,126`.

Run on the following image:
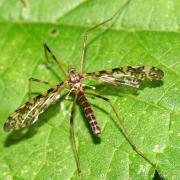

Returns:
78,91,101,135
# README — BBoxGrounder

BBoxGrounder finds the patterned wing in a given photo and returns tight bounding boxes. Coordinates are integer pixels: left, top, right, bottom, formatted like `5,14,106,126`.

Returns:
85,66,164,87
4,85,63,132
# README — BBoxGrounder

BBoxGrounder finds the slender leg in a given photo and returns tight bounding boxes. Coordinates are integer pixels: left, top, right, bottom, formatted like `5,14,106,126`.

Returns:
80,0,131,74
43,43,67,77
84,92,162,178
28,77,51,101
70,94,81,174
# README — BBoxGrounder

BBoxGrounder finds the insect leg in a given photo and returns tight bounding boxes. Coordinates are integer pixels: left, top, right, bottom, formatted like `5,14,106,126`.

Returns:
84,92,162,177
70,94,81,174
28,77,52,101
43,43,67,77
80,0,131,74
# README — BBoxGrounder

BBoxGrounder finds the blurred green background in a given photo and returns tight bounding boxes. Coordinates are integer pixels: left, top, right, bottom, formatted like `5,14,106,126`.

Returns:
0,0,179,179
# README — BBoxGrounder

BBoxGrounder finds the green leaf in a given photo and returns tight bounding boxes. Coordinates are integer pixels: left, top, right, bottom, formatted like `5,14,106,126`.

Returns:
0,0,179,179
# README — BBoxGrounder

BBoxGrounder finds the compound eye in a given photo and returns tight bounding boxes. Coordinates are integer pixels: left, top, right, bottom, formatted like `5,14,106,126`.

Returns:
69,69,76,75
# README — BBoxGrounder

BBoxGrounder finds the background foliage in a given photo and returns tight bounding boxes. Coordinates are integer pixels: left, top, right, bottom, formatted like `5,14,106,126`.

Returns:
0,0,179,179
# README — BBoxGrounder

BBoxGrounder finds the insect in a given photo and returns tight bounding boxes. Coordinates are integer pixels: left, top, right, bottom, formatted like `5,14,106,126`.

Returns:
4,1,164,178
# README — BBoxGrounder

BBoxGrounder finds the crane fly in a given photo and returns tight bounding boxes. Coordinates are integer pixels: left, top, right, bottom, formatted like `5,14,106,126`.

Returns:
3,1,164,178
4,65,163,133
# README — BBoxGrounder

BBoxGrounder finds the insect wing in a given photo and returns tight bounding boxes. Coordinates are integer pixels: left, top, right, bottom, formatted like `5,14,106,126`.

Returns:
85,66,164,87
4,86,61,132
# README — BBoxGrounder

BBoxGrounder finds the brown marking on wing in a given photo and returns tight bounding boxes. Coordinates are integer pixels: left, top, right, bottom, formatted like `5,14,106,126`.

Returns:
4,84,64,132
84,66,164,87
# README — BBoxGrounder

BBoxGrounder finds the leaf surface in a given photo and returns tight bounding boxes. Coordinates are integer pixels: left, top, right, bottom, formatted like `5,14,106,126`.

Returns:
0,0,179,179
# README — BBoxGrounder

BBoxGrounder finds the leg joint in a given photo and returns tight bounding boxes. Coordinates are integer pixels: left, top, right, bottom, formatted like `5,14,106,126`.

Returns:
97,95,109,102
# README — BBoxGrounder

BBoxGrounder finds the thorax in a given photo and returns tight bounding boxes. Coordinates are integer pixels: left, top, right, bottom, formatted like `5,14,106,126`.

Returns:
68,68,83,91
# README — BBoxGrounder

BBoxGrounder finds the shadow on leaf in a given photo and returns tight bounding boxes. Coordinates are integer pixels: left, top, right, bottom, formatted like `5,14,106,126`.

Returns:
4,127,38,147
92,79,163,97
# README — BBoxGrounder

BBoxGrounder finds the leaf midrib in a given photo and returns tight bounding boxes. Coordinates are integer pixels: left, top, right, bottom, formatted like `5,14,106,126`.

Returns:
0,21,180,33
